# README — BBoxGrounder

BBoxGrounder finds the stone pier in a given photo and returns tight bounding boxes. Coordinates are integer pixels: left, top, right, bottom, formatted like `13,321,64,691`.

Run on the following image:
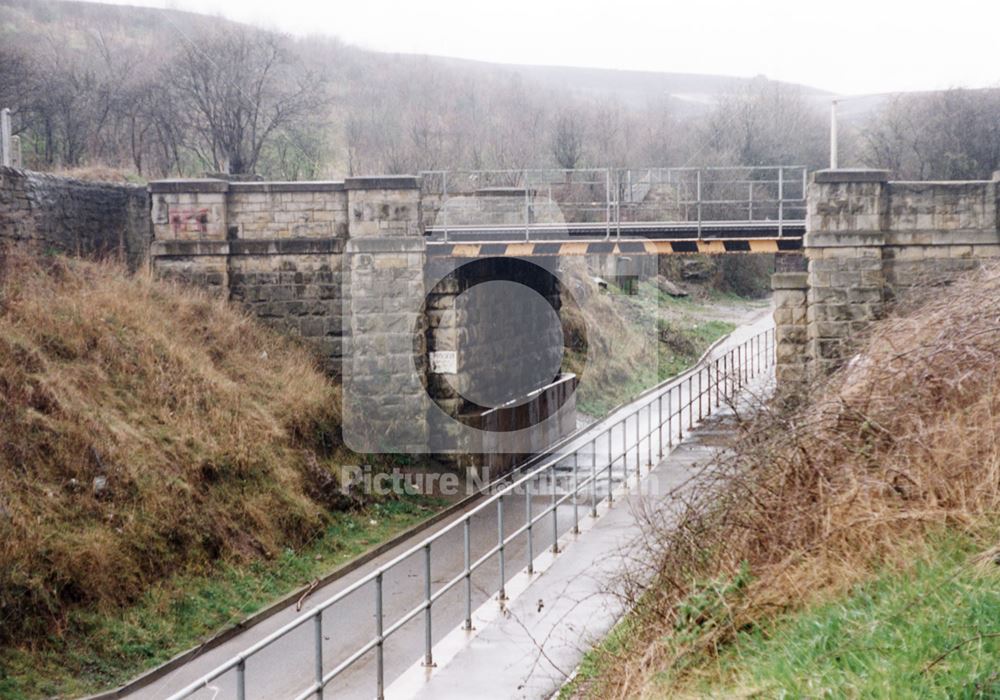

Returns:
775,169,1000,379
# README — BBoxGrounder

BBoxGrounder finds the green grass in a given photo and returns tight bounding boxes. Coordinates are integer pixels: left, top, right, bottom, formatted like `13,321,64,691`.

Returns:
0,495,448,700
560,615,639,699
565,529,1000,700
688,531,1000,699
571,281,739,417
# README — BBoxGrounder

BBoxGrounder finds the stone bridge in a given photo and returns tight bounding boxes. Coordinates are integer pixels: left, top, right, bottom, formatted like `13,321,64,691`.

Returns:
144,168,1000,456
6,165,1000,461
148,175,580,466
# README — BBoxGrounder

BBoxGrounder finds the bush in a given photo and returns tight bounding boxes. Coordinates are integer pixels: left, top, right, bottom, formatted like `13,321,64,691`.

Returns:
596,263,1000,698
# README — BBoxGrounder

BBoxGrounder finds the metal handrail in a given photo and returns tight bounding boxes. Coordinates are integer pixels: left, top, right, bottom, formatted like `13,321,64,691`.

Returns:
167,326,776,700
420,166,807,242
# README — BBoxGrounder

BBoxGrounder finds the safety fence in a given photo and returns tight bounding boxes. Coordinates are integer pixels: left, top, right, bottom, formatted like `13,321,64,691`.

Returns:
419,166,806,239
168,325,776,700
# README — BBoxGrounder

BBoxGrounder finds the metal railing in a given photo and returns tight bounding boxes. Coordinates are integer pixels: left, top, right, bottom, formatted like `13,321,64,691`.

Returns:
167,326,776,700
420,166,807,241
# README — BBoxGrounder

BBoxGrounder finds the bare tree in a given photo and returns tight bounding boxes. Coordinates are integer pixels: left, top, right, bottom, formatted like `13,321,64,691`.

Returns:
551,110,585,169
861,89,1000,180
700,79,826,169
167,28,325,175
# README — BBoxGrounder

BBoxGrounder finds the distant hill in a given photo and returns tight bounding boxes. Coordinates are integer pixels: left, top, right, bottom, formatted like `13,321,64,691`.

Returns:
0,0,829,115
11,0,972,178
414,54,832,113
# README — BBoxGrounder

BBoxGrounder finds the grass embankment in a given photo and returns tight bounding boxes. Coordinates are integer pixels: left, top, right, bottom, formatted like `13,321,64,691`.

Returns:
0,497,445,699
562,263,751,417
699,530,1000,698
0,256,446,699
564,264,1000,699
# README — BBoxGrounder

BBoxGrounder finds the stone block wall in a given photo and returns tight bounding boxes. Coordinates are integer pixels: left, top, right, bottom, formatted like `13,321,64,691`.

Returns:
882,180,998,292
148,174,581,465
149,178,351,374
775,169,1000,379
228,182,348,239
771,271,808,384
341,176,428,453
149,179,230,291
1,166,149,269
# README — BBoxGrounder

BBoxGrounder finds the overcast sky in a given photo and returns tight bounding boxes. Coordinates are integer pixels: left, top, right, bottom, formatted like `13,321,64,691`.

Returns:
106,0,995,95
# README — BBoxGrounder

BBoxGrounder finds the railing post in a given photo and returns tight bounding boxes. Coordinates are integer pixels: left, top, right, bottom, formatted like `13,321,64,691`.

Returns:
606,428,614,505
748,180,753,221
551,469,560,554
688,375,693,429
572,451,580,534
526,479,534,574
497,496,506,601
646,403,653,468
635,410,643,472
667,387,673,449
375,573,384,700
696,169,703,238
423,544,433,667
463,520,472,630
605,168,612,240
314,610,324,699
737,345,742,390
677,383,683,442
620,419,629,489
657,394,664,459
715,358,721,407
590,439,598,518
236,658,246,700
698,367,704,421
524,169,530,242
442,171,449,243
722,353,727,403
739,343,744,388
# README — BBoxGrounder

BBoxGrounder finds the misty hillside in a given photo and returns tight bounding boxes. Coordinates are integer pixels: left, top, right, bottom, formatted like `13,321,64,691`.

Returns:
2,0,998,181
0,0,841,177
0,0,827,110
416,55,831,112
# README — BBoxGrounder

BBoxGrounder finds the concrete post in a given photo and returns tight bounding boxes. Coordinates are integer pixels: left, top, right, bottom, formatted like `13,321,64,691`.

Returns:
10,135,20,168
1,108,11,168
342,176,429,453
803,169,890,374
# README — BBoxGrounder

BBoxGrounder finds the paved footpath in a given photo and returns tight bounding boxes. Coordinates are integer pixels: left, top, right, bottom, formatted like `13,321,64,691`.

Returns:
397,328,773,699
130,313,772,700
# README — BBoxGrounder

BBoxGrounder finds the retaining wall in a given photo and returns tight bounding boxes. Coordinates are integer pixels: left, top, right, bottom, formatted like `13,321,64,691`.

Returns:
0,166,149,269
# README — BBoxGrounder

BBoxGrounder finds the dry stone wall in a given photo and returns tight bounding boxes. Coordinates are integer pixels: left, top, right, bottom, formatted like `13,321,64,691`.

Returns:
1,166,149,269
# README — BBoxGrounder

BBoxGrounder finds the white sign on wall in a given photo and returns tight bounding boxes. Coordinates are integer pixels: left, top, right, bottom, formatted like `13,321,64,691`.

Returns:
429,350,458,374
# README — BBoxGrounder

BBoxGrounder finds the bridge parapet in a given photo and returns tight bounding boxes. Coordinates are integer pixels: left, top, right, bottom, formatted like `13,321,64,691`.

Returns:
777,169,1000,379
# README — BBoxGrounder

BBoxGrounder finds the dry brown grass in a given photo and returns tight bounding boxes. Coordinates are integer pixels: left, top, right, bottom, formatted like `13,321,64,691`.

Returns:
48,166,137,184
0,253,343,643
594,265,1000,698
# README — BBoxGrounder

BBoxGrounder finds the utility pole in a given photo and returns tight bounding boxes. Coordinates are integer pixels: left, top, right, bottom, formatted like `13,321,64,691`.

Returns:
829,99,839,170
